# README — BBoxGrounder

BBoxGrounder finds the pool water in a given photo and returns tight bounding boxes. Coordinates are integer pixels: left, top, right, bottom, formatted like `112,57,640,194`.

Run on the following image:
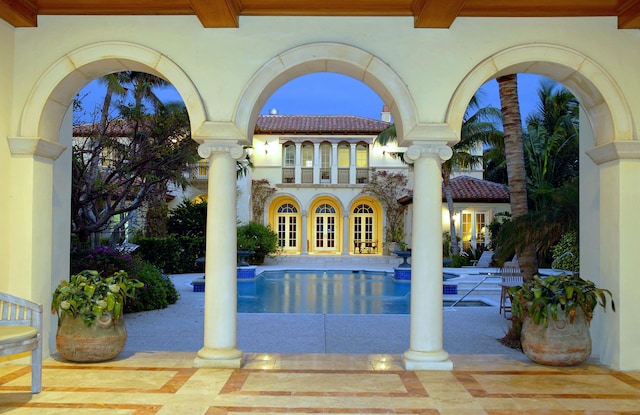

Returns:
237,270,468,314
238,270,409,314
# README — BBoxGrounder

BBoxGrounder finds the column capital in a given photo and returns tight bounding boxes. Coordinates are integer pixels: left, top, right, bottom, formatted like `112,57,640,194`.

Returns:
198,141,245,160
404,143,453,163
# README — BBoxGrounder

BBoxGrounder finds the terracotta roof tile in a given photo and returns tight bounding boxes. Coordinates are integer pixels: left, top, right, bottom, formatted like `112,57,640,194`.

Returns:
398,176,510,204
448,176,510,202
255,114,390,134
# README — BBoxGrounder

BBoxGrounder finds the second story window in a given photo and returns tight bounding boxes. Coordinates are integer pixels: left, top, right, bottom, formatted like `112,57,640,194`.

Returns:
356,143,368,167
320,142,331,182
338,143,350,168
302,143,313,167
283,143,295,167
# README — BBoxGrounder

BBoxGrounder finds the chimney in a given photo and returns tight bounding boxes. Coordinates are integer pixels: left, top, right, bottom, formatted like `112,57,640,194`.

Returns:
381,104,391,123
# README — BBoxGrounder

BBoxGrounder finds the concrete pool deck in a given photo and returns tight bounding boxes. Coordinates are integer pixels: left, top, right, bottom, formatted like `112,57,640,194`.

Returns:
124,270,525,359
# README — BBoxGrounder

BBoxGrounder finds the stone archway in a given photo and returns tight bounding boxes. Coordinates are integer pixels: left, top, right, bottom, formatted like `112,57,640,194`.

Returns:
18,41,207,142
11,41,207,355
233,42,420,145
448,43,637,369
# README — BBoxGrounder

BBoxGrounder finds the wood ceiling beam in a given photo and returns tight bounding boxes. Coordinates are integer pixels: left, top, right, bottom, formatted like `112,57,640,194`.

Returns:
0,0,37,27
412,0,467,28
618,0,640,28
188,0,241,28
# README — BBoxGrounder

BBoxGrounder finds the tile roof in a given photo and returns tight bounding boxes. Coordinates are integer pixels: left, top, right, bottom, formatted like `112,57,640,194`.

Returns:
448,176,510,202
255,114,390,135
398,176,510,204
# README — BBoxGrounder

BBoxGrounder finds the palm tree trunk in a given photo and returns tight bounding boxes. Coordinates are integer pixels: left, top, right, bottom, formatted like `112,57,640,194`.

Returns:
497,74,538,279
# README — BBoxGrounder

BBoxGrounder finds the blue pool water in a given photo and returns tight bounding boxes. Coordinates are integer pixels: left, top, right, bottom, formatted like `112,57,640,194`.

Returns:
237,270,426,314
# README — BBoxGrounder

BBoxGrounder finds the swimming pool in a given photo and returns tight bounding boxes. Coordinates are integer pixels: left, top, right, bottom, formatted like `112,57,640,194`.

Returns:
236,270,469,314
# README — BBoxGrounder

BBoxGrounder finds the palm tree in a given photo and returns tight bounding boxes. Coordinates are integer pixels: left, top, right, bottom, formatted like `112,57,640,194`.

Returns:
495,74,538,280
374,94,501,256
495,81,579,266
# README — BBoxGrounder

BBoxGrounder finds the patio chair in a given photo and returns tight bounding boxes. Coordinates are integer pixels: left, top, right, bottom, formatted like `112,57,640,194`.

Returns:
0,292,43,393
499,261,523,319
471,250,494,267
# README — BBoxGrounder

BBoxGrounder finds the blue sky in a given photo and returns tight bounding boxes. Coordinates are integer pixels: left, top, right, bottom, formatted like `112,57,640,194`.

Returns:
77,72,552,123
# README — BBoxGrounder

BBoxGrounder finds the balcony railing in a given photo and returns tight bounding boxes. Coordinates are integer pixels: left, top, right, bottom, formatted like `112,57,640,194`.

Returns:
282,168,295,183
301,168,313,183
356,168,369,183
337,168,349,184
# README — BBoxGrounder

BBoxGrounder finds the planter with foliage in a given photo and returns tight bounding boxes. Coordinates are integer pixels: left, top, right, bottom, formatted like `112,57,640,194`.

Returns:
52,270,143,362
509,274,615,366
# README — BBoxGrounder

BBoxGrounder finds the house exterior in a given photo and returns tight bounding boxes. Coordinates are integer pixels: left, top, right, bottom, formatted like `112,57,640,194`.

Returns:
3,4,640,370
172,110,508,255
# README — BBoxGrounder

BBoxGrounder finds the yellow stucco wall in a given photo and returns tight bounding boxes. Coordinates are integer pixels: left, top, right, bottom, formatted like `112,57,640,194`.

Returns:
2,14,640,369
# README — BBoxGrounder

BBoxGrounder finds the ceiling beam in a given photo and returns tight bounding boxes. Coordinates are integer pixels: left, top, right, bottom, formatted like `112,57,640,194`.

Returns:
412,0,467,28
618,0,640,28
0,0,37,27
188,0,241,28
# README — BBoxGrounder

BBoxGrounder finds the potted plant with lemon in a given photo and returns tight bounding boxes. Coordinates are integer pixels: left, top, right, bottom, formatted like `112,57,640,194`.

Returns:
52,270,143,362
509,273,614,366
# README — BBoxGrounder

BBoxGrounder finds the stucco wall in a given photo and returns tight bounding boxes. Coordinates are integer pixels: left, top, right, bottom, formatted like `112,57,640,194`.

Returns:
0,20,14,291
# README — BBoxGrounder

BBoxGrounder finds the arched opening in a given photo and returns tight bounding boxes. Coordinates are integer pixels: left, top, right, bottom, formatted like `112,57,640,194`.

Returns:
17,42,205,355
449,43,633,368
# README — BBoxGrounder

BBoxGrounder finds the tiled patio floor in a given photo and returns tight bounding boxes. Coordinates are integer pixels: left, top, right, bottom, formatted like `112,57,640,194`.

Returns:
1,352,639,414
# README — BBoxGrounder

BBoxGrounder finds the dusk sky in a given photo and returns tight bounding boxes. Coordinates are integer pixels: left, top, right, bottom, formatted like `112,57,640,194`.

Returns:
77,72,552,124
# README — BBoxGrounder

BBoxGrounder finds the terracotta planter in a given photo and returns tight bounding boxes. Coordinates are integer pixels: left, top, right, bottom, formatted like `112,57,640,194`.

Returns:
56,313,127,362
521,307,591,366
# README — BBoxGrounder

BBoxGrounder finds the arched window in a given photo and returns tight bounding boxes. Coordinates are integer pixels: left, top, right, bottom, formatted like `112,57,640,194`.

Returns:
356,143,368,167
282,142,295,183
301,143,314,183
276,203,298,251
320,142,332,182
353,204,375,253
283,143,295,167
337,143,350,184
314,203,336,250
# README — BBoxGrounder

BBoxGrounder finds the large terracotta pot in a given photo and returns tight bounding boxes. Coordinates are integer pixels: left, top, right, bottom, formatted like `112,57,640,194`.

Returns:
521,306,591,366
56,313,127,362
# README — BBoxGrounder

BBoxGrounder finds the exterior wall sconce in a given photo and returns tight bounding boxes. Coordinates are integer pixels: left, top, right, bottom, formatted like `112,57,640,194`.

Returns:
264,140,269,155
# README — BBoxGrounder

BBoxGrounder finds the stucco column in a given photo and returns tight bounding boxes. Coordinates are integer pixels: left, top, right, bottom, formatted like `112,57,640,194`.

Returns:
586,142,640,370
402,143,453,370
301,210,308,255
342,212,349,255
349,143,357,184
313,142,320,184
331,143,338,184
295,143,302,183
194,141,245,368
8,137,66,358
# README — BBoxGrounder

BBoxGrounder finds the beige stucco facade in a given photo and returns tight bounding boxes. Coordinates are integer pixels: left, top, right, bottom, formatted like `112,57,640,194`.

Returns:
2,15,639,370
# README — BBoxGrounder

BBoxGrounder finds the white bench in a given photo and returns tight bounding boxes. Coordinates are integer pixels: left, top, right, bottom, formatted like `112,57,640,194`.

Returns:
0,292,42,393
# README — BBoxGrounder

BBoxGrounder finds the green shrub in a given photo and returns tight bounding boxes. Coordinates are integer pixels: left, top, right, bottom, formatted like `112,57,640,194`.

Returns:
237,222,279,264
134,235,205,273
70,245,178,313
124,262,179,313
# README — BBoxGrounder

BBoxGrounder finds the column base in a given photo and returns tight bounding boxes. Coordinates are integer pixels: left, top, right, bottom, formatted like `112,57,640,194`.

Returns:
402,349,453,370
194,347,244,368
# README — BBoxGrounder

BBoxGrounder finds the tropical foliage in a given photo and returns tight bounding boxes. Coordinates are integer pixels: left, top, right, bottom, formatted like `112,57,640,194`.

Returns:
52,270,143,326
360,170,408,248
72,72,198,246
509,274,614,327
493,80,579,270
374,93,501,255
